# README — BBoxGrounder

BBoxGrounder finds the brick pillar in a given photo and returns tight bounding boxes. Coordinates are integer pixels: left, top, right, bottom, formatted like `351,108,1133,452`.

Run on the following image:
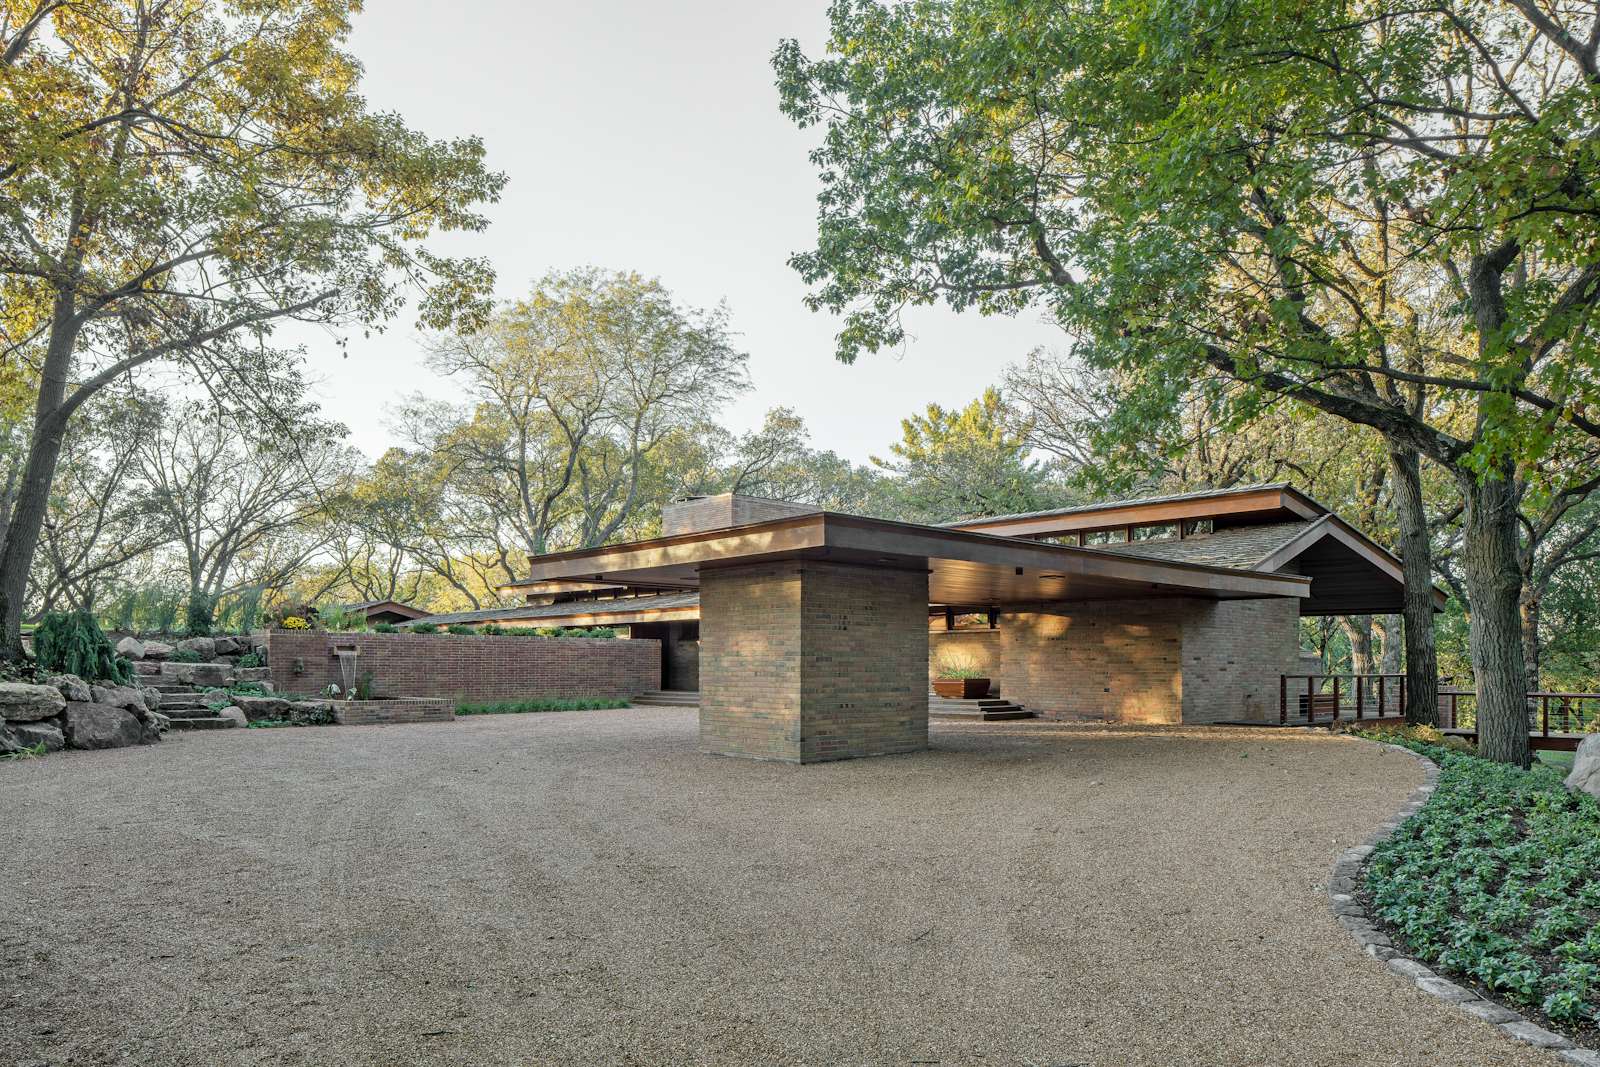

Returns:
698,560,929,763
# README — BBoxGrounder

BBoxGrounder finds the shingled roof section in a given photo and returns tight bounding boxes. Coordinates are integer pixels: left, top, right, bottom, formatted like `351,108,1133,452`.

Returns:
1089,520,1321,570
418,591,701,627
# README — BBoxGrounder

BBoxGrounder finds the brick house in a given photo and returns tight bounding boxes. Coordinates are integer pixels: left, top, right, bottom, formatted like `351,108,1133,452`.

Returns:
422,484,1438,763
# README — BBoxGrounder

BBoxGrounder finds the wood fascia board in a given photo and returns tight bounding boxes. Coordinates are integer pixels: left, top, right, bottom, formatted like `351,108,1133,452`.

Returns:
821,514,1311,599
947,487,1314,537
517,512,1309,601
499,604,700,627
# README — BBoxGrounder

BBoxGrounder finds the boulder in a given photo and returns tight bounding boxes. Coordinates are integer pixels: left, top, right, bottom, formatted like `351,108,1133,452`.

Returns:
46,672,92,703
140,686,161,712
230,694,291,722
114,636,146,660
0,682,66,723
159,661,232,687
235,667,271,682
62,702,144,749
176,636,215,659
133,660,161,676
218,706,249,729
90,684,148,715
141,641,175,661
212,636,241,656
139,711,169,744
8,720,65,752
1566,734,1600,799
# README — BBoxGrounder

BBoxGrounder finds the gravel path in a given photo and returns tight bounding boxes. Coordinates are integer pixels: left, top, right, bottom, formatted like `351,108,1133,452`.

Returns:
1,709,1559,1066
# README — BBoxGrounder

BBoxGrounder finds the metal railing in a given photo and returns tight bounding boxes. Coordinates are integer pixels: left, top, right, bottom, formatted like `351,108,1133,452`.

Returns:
1439,689,1600,737
1279,674,1408,724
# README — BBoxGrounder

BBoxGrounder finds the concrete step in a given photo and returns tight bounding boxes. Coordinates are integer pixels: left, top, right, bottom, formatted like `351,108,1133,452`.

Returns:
929,695,1036,721
637,690,699,707
165,715,236,730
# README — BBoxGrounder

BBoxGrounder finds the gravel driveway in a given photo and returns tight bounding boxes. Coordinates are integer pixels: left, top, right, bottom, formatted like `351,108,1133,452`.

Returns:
1,709,1559,1066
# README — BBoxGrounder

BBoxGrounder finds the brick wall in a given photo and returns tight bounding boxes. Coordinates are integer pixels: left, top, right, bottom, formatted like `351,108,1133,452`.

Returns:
699,562,803,760
267,632,659,704
1002,601,1183,723
928,629,1002,691
999,596,1301,724
699,560,927,762
1177,597,1301,724
333,698,454,726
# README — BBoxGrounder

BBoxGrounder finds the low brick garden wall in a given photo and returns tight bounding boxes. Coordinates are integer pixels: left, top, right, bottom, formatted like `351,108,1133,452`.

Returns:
332,698,454,726
268,631,659,705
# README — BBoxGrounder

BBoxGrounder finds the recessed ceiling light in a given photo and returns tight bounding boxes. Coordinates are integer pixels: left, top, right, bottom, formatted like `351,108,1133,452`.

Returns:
1041,573,1066,580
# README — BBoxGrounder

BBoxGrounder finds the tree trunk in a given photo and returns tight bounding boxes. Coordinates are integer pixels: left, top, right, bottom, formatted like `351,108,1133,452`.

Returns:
1338,615,1374,675
1388,445,1439,726
0,305,79,658
1519,586,1541,695
1459,468,1531,766
1377,614,1402,674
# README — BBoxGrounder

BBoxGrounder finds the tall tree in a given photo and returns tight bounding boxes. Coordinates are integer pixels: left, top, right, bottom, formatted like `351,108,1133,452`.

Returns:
776,0,1600,763
409,269,749,561
138,403,355,632
873,386,1063,522
0,0,503,655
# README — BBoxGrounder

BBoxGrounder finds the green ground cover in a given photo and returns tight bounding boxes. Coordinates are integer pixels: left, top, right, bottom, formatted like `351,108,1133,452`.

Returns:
1357,730,1599,1041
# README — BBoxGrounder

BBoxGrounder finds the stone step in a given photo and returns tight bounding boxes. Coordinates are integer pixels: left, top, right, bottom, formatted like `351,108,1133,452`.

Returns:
162,706,222,720
158,697,210,711
929,696,1035,721
165,715,236,730
637,690,699,707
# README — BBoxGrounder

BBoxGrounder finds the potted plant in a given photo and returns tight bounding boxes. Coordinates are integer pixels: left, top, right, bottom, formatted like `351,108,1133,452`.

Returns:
932,651,991,699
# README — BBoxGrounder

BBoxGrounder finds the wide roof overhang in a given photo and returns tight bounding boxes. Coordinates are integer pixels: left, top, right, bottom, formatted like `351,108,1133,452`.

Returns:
512,512,1312,607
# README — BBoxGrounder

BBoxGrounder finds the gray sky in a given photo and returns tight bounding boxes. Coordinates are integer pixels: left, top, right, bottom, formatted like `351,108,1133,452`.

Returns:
309,0,1062,463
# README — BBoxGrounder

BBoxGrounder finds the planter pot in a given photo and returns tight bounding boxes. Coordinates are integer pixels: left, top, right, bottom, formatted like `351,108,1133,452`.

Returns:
933,677,991,699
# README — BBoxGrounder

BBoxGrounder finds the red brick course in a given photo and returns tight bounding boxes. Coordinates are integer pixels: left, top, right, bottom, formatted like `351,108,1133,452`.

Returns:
267,632,659,704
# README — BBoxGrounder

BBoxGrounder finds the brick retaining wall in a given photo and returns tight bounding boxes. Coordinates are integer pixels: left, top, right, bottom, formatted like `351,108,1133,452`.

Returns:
268,632,659,704
332,698,454,726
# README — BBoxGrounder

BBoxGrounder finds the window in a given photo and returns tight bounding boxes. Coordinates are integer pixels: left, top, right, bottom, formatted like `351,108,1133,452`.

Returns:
1084,528,1129,545
1033,533,1083,546
1183,518,1214,537
1132,523,1179,542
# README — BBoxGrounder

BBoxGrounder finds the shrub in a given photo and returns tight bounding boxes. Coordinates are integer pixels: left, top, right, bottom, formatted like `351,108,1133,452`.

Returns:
534,626,562,637
372,622,398,633
279,615,310,630
409,622,439,634
447,624,475,635
169,648,206,663
355,670,376,701
456,697,630,715
33,610,131,683
480,622,504,636
235,650,263,669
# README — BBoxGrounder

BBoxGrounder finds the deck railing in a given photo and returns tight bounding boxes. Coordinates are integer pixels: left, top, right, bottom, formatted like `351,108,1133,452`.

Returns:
1281,676,1600,740
1279,674,1408,724
1439,689,1600,737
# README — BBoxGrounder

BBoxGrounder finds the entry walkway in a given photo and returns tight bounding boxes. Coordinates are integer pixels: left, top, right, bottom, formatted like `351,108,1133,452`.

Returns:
0,712,1564,1066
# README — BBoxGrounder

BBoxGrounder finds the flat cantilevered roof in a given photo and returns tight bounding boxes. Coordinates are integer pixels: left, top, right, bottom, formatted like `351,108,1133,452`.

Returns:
511,511,1311,607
